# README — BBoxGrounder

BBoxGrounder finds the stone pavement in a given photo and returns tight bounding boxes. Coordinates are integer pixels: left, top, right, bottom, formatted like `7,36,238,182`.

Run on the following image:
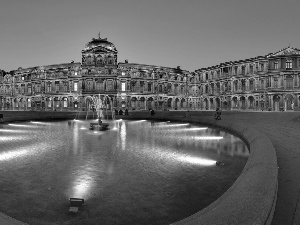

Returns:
217,111,300,225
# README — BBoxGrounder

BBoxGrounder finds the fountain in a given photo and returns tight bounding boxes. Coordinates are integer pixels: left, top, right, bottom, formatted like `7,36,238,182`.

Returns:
85,95,110,131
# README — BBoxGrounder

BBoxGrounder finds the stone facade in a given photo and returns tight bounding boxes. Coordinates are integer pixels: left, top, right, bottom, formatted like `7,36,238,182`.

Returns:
0,35,195,111
1,34,300,111
196,47,300,111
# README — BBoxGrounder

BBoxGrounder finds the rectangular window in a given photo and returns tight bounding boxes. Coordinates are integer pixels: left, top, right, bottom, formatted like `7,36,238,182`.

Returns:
47,84,51,92
286,59,292,69
148,83,152,92
250,80,254,90
48,101,51,107
121,82,126,91
250,65,253,73
274,61,278,69
27,99,31,107
261,80,264,89
74,83,78,91
260,63,264,71
106,80,113,91
122,72,125,76
274,79,278,88
234,66,238,75
55,84,59,92
241,66,245,74
27,86,32,94
63,99,67,107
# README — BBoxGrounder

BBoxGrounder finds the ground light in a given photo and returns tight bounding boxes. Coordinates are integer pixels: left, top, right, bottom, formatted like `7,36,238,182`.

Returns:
0,129,27,133
8,124,36,128
158,123,189,127
178,155,216,166
195,136,223,140
69,198,84,213
0,150,28,161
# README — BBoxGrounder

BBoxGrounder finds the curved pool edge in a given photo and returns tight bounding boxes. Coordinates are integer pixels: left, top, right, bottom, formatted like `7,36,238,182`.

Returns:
0,110,278,225
117,111,278,225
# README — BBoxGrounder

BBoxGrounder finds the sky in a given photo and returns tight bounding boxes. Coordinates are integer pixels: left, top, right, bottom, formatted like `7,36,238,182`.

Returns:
1,0,300,72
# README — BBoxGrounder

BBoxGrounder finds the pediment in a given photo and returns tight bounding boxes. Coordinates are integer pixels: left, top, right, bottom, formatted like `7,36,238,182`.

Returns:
268,47,300,57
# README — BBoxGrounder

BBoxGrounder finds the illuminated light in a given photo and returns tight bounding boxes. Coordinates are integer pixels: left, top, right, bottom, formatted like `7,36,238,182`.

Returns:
130,120,146,123
80,127,86,130
30,121,49,125
0,136,29,142
167,127,208,132
158,123,189,127
178,155,216,166
93,131,97,133
8,124,36,127
0,129,27,133
188,127,208,130
112,127,118,130
0,149,28,161
195,136,223,140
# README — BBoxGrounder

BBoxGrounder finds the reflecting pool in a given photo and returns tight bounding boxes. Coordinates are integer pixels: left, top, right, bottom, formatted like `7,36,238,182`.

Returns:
0,120,248,225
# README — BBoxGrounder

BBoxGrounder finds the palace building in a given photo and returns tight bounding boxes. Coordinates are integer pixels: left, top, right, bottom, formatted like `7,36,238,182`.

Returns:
195,46,300,111
1,34,300,111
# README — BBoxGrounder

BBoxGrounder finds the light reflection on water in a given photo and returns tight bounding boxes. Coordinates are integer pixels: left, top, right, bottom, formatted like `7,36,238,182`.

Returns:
0,119,248,225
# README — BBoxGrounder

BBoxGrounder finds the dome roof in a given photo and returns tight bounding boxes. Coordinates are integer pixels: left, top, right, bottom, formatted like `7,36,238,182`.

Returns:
84,37,117,51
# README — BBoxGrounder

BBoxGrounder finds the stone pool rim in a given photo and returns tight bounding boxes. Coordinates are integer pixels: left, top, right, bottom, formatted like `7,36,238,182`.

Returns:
0,110,278,225
116,111,278,225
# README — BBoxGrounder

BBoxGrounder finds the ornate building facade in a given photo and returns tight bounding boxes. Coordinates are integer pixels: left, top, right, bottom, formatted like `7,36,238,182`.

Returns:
195,47,300,111
1,34,300,111
0,35,195,111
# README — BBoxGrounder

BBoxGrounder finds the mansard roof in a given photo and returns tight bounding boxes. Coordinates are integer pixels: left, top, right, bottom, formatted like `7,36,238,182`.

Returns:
195,46,300,72
12,62,81,74
118,62,190,74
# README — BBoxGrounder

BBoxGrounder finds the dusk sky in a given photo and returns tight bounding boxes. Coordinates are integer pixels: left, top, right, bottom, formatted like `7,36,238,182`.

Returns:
1,0,300,72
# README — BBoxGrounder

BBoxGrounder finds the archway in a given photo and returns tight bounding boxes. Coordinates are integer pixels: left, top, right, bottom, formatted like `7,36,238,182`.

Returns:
167,98,172,109
285,94,294,110
139,97,146,110
175,98,180,109
248,96,254,109
240,96,246,109
273,95,280,111
204,98,209,110
209,98,214,110
147,97,153,110
232,97,238,109
181,98,186,109
131,97,137,110
215,98,220,108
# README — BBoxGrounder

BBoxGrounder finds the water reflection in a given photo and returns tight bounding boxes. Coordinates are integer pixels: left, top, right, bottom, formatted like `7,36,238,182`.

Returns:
0,149,28,161
0,120,248,225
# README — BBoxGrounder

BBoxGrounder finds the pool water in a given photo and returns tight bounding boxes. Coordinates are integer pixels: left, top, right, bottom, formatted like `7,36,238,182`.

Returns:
0,119,248,225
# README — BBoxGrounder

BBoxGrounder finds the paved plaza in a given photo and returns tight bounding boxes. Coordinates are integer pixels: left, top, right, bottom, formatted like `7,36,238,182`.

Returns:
218,111,300,225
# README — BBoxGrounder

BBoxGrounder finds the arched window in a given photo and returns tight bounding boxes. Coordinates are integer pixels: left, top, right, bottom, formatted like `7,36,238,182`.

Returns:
86,56,93,65
107,56,113,65
96,56,103,64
